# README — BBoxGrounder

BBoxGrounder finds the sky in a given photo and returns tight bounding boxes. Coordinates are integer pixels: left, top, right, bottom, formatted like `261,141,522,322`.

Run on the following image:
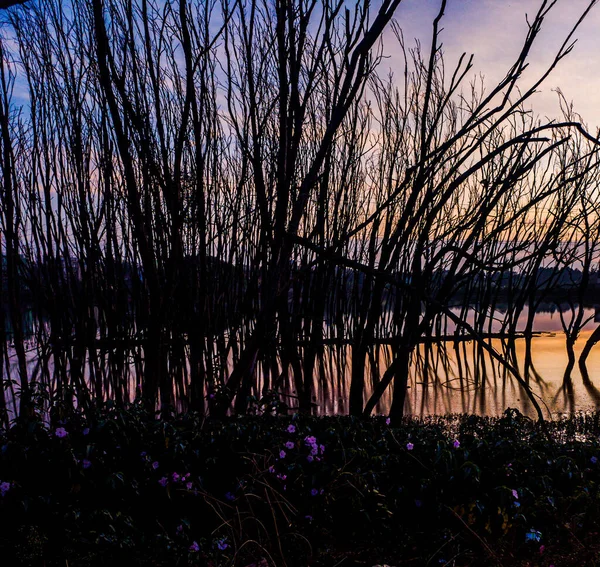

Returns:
2,0,599,134
383,0,600,132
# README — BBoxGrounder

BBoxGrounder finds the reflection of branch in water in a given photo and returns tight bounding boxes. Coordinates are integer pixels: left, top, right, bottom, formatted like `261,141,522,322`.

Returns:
578,361,600,405
579,324,600,371
525,356,546,386
553,374,576,415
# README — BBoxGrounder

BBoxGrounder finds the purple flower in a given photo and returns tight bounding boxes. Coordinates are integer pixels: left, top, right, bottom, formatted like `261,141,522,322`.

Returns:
158,477,168,487
512,489,519,500
216,538,229,551
453,440,460,449
225,491,235,501
55,427,68,438
172,472,181,482
406,442,414,451
319,444,325,454
186,482,193,490
305,515,313,522
307,455,314,463
304,435,317,446
276,474,287,481
285,441,295,450
287,424,296,434
189,541,200,552
0,481,10,496
176,524,184,534
140,451,147,458
152,461,159,470
592,456,598,464
268,465,275,473
310,445,319,456
310,488,318,496
82,459,91,469
279,450,286,459
82,427,90,436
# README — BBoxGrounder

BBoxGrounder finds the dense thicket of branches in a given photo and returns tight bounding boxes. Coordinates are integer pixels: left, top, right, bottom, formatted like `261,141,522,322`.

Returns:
1,0,599,425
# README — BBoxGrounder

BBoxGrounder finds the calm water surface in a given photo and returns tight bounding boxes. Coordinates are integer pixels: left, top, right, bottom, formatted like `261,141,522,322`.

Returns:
6,307,600,419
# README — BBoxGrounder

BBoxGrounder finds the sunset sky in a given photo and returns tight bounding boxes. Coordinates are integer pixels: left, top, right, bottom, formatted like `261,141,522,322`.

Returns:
388,0,600,131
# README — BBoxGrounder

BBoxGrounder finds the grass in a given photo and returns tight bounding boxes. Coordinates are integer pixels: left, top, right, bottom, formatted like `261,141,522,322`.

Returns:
3,402,600,565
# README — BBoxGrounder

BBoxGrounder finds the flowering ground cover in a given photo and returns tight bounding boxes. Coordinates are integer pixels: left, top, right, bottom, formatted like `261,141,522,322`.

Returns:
2,404,600,565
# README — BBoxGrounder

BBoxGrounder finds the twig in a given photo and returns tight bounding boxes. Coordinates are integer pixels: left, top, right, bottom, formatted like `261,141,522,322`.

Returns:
445,505,503,566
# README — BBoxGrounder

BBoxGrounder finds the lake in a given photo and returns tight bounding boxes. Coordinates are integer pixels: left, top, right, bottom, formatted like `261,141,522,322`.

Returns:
4,306,600,420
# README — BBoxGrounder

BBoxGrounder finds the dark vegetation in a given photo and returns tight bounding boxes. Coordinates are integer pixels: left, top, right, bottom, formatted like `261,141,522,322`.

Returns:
4,406,600,565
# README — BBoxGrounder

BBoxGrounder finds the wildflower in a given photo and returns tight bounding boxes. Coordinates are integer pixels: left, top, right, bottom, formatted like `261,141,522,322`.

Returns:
186,482,193,490
453,439,460,449
268,465,275,473
172,472,181,483
183,473,190,480
592,456,598,464
279,450,286,459
189,541,200,552
285,441,295,450
385,417,391,426
525,529,542,543
311,488,318,496
159,477,168,487
287,424,296,434
0,481,10,496
406,442,414,451
225,492,235,501
304,435,317,446
307,455,314,463
276,474,287,481
319,444,325,454
512,489,519,500
513,501,521,508
140,451,147,458
216,538,229,551
305,515,313,522
152,461,159,470
310,445,319,456
82,459,91,469
176,525,184,534
82,427,90,436
55,427,68,438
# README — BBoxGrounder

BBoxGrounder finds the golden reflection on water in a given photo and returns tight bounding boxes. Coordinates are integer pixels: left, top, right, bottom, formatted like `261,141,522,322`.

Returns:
402,330,600,419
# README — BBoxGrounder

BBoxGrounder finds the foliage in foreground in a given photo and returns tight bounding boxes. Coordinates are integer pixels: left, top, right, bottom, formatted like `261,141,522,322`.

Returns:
3,405,600,565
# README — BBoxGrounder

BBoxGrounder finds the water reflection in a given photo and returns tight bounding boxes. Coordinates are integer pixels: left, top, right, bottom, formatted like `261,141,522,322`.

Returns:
404,332,600,419
6,306,600,420
305,307,600,419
